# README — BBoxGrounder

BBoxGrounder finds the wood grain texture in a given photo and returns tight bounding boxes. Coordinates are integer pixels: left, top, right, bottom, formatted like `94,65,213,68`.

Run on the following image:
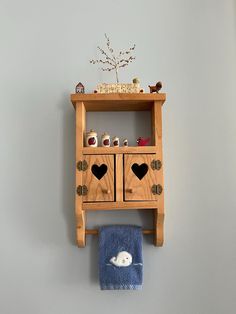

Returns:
83,155,114,202
124,154,158,201
75,101,86,247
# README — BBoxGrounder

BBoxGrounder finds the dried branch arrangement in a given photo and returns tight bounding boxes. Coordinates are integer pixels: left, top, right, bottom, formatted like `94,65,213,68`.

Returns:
90,34,136,83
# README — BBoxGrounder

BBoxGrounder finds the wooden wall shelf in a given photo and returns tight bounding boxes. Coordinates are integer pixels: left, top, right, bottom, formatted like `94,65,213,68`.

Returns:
70,93,166,247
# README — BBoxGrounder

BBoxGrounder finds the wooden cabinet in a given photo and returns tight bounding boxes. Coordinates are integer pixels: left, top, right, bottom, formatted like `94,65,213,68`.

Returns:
81,153,162,203
71,93,166,248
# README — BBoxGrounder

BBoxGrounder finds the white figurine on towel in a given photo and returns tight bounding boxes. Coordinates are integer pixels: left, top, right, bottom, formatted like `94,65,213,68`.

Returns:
110,251,132,267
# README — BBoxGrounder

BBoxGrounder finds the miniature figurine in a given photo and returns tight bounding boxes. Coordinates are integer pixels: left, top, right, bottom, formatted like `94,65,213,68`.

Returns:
123,139,128,147
148,81,162,93
86,129,98,147
94,78,144,94
113,136,119,147
137,137,150,146
75,82,85,93
101,132,110,147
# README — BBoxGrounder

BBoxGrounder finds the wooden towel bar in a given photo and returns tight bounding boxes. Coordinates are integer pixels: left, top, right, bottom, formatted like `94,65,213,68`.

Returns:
85,229,154,235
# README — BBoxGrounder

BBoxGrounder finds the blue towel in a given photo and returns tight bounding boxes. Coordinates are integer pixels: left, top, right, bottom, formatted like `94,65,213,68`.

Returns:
99,225,143,290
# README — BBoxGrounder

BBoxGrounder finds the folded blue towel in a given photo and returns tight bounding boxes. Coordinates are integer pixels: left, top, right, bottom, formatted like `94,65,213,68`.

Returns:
99,225,143,290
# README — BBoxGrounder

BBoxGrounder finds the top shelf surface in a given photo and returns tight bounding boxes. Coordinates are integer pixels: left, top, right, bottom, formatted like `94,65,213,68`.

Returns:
71,93,166,111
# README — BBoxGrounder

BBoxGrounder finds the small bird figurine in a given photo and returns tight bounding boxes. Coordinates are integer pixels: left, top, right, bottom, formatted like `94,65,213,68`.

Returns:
137,137,150,146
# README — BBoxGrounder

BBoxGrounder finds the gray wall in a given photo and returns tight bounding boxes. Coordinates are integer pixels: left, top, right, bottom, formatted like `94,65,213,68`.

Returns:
1,0,236,313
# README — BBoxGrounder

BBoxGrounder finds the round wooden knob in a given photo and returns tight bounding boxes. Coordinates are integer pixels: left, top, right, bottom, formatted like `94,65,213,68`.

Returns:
126,188,133,193
102,189,111,194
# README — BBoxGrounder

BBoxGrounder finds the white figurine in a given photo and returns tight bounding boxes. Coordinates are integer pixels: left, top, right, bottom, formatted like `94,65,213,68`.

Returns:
101,132,110,147
123,139,128,146
112,136,119,147
86,129,98,147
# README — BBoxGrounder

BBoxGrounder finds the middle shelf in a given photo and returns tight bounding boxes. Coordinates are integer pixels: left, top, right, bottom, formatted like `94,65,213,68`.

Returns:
82,146,157,154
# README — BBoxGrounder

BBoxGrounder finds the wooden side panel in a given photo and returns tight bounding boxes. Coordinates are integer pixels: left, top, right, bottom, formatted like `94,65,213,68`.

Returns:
75,101,86,247
83,155,114,202
152,100,162,145
124,154,158,201
115,154,123,202
154,210,164,246
152,101,164,246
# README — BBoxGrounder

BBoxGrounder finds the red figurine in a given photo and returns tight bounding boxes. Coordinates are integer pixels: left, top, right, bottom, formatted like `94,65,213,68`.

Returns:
137,137,150,146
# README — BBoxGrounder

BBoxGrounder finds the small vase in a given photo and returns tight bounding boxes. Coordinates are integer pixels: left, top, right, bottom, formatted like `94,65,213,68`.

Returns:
86,129,98,147
123,139,128,147
101,132,111,147
113,136,120,147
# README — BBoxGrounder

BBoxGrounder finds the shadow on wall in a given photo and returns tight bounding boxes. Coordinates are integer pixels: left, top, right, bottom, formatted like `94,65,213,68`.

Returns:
60,92,77,246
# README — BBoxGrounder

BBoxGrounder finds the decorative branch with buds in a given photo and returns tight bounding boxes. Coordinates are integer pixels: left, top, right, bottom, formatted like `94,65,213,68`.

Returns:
90,34,136,83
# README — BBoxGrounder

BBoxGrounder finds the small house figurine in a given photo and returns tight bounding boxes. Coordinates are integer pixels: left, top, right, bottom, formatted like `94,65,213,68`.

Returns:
75,82,85,94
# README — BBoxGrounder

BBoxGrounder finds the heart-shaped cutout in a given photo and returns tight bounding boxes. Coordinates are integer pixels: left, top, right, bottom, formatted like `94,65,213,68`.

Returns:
91,164,107,180
131,163,148,180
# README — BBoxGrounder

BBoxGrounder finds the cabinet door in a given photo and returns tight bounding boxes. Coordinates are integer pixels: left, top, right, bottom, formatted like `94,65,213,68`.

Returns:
83,155,114,202
124,154,159,201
